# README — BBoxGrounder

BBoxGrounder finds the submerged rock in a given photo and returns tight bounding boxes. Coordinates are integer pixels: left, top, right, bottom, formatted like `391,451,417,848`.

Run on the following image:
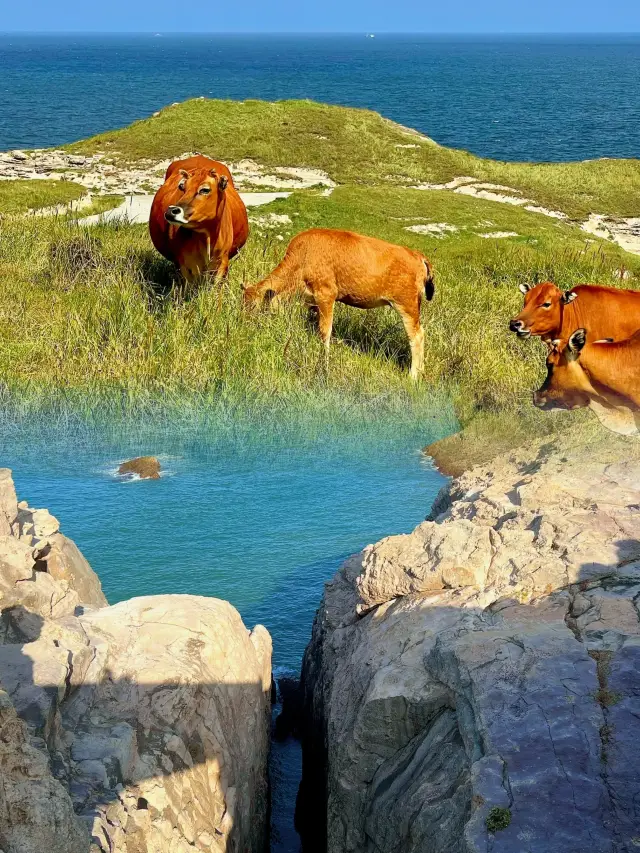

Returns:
299,443,640,852
0,469,273,852
117,456,161,480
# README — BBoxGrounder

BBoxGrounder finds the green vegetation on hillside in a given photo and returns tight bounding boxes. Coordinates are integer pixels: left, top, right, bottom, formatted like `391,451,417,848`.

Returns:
1,98,639,459
66,98,640,219
0,179,86,215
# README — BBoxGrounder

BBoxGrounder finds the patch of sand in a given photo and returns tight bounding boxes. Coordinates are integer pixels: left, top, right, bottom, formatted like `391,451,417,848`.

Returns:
581,214,640,257
77,192,292,226
405,223,459,237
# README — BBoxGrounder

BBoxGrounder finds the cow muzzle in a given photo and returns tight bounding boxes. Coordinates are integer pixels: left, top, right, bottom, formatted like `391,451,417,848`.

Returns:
509,319,530,338
165,205,190,225
533,391,571,411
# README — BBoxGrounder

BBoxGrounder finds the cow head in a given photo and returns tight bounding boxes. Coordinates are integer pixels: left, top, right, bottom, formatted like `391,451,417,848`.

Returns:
164,168,229,228
509,282,577,339
532,329,592,411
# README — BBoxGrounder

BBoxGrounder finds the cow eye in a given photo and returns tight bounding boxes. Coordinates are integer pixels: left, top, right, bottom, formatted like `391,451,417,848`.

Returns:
542,302,551,308
199,186,211,195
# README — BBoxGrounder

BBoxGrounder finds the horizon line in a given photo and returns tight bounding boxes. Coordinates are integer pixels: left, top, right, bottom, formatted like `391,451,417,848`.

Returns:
2,30,640,36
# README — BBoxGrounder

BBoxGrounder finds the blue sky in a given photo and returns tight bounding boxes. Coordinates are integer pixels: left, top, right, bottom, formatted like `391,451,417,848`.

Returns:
3,0,640,32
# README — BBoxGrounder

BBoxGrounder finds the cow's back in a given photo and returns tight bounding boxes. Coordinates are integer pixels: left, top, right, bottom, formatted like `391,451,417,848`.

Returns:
286,228,418,275
562,284,640,342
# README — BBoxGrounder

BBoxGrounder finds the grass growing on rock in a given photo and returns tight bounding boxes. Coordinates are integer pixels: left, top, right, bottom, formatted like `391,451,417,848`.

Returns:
65,98,640,219
1,180,638,437
0,179,86,214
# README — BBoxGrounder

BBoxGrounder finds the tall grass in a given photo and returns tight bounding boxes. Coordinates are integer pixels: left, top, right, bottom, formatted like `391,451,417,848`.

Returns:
1,181,637,443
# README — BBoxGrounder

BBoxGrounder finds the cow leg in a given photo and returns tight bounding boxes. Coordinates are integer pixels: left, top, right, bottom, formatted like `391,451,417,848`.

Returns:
395,303,425,380
316,299,335,371
213,253,230,281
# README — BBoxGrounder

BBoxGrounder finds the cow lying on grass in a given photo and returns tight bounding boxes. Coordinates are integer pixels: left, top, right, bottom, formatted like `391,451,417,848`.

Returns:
510,281,640,342
149,155,249,283
243,228,435,379
533,328,640,436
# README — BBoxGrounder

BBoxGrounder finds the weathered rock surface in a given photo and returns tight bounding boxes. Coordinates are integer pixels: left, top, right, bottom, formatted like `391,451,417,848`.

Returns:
0,687,90,853
0,147,334,197
0,469,272,853
300,442,640,852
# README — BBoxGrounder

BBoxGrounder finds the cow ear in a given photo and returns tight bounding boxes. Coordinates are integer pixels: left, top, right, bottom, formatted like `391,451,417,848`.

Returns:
519,283,531,295
208,169,218,178
562,291,577,304
218,176,228,191
568,328,586,355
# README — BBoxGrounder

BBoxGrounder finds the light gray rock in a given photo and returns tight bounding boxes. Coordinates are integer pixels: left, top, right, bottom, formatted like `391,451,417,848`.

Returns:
300,443,640,853
0,469,17,536
0,687,89,853
39,533,107,610
0,472,273,853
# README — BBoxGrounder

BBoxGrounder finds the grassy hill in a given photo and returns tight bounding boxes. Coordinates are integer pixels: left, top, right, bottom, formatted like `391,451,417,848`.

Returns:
64,98,640,220
1,98,639,455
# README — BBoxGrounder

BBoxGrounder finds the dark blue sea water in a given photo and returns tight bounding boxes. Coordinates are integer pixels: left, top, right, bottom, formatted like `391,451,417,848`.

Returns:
1,33,639,161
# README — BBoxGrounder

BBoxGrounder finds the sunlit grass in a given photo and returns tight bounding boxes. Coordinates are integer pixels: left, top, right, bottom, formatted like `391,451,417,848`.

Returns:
0,178,86,214
65,98,640,219
1,182,637,447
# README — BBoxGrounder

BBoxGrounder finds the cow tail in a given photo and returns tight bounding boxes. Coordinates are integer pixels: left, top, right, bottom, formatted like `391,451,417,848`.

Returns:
421,256,435,301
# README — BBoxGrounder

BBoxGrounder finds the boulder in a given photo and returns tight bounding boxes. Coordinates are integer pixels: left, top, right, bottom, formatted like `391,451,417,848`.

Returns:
300,442,640,852
62,596,272,853
39,533,107,610
117,456,161,480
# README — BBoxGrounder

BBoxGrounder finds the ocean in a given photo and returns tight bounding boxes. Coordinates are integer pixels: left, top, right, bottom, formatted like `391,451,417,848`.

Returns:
1,33,639,161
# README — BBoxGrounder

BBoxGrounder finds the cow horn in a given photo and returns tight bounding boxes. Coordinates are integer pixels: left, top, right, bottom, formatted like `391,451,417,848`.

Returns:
179,169,189,179
209,169,218,177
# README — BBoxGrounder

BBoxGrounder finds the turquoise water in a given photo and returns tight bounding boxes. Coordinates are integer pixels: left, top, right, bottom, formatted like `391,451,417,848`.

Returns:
2,33,639,160
1,410,450,851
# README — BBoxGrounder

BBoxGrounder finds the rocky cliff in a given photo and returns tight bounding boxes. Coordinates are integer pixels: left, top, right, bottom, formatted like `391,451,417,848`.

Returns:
0,468,272,853
299,441,640,852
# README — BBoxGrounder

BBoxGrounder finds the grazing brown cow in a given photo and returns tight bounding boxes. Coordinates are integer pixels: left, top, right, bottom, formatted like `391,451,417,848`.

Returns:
242,228,435,379
533,328,640,436
509,282,640,342
149,155,249,282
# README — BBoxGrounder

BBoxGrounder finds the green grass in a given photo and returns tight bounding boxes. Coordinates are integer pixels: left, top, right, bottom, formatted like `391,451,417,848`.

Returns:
65,98,640,219
1,181,638,438
0,179,86,215
3,97,639,462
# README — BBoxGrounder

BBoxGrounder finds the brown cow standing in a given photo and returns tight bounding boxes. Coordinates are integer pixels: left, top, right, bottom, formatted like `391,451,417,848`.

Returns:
509,281,640,342
149,155,249,283
533,329,640,436
243,228,435,379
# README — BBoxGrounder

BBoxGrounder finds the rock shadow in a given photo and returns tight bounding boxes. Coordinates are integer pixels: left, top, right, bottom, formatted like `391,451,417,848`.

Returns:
0,604,271,853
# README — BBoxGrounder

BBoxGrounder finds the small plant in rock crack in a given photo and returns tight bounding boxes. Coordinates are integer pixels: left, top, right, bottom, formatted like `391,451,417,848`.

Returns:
486,807,512,833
